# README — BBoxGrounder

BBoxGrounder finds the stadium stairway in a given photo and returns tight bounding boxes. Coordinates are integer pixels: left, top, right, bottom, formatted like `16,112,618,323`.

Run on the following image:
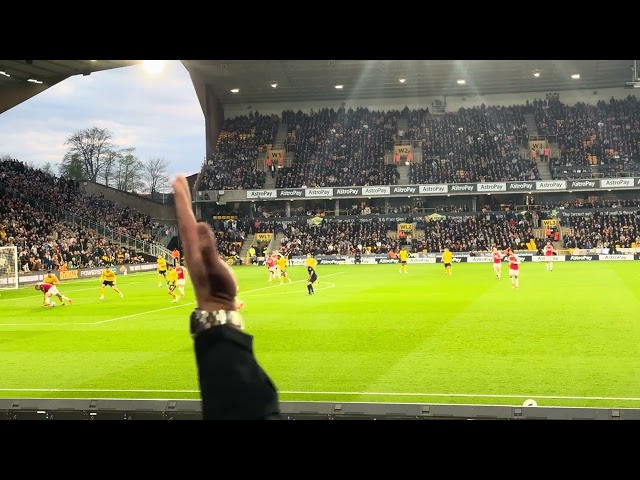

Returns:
273,232,285,252
397,164,410,184
524,113,539,136
275,122,288,145
240,234,255,259
264,171,277,189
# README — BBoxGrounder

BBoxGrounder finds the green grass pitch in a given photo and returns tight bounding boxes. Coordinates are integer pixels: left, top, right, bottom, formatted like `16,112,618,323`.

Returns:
0,261,639,409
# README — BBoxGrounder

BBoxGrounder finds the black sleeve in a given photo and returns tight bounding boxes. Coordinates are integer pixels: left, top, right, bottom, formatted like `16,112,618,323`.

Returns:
194,325,280,420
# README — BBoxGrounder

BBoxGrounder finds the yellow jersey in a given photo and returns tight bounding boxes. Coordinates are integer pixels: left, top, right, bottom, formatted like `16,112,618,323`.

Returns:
277,257,287,270
167,269,178,284
100,269,116,282
304,257,317,268
399,250,408,262
442,251,453,264
43,274,59,285
157,258,167,271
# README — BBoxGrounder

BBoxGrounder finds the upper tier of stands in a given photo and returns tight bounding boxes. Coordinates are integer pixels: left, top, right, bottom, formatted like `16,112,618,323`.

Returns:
197,97,640,190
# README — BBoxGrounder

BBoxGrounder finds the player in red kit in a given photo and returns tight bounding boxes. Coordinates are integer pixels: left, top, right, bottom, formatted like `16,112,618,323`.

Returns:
35,282,72,307
175,264,187,298
507,248,521,289
543,241,556,271
491,247,503,280
266,254,277,282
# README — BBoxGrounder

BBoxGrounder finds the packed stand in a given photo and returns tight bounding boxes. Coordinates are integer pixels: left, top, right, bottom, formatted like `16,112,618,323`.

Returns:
279,107,399,188
412,213,542,253
208,218,249,258
533,96,640,179
199,112,279,190
562,212,640,250
0,159,164,244
408,104,538,184
1,194,144,272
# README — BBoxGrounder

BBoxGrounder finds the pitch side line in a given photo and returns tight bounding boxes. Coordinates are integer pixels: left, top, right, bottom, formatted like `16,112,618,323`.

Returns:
0,281,143,302
0,388,638,402
0,271,346,326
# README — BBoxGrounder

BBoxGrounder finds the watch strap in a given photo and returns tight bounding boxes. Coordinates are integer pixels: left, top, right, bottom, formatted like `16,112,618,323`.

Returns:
191,309,244,339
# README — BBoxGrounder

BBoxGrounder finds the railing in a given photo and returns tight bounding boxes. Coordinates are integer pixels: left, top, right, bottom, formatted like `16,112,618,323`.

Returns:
26,195,171,259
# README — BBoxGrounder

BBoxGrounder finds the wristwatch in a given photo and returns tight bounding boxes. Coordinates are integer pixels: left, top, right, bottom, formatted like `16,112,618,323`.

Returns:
190,309,244,339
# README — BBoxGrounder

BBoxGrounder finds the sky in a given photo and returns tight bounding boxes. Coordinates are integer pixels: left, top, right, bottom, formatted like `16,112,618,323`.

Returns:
0,60,205,185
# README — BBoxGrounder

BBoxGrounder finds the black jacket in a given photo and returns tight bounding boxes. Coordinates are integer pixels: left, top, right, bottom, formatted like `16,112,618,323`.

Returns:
194,324,280,420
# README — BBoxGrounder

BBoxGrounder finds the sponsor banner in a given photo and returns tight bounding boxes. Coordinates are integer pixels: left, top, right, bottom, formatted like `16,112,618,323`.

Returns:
375,258,400,264
407,257,437,264
477,182,507,193
317,258,347,265
419,184,449,194
558,208,639,218
80,268,104,277
246,189,277,199
567,255,598,261
16,263,158,284
334,187,362,197
59,270,79,280
435,256,467,263
256,233,273,242
568,179,599,190
600,254,634,261
506,182,536,191
531,255,565,262
600,178,635,189
126,264,157,273
536,180,567,190
391,185,419,195
542,219,557,228
636,177,640,187
277,189,305,198
362,186,391,196
465,257,493,263
446,184,475,193
305,188,334,197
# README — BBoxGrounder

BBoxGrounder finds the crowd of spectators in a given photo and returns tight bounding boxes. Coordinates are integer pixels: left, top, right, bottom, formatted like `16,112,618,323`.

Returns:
532,96,640,179
278,107,399,188
409,104,538,184
208,218,249,257
199,112,278,190
562,212,640,250
0,159,161,272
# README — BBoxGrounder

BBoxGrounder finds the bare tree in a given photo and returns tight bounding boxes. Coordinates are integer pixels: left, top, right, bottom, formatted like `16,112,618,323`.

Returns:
115,148,144,193
143,157,170,197
100,149,119,187
65,127,113,182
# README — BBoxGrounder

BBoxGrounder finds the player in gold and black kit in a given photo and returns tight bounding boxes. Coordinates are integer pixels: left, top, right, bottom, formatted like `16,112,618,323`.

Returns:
157,256,168,287
100,267,124,299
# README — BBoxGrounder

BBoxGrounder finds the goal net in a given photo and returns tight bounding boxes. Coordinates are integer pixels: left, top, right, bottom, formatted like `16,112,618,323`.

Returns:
0,246,18,290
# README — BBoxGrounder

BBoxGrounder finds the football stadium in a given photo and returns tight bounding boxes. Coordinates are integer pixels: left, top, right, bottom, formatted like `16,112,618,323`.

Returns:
1,60,640,420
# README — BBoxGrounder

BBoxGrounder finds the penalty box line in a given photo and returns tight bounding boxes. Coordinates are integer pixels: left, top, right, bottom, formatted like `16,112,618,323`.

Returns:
0,271,346,326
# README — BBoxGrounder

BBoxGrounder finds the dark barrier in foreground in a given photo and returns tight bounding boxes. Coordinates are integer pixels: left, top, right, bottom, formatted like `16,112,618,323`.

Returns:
0,399,638,420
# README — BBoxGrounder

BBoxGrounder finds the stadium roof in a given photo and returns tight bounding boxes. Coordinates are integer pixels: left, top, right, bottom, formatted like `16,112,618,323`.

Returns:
0,60,142,113
181,60,636,106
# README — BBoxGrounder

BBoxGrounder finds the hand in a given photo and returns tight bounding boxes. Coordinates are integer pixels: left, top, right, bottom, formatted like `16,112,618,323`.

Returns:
172,175,237,312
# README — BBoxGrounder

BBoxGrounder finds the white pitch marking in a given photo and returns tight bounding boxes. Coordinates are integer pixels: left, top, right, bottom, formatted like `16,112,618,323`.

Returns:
244,282,336,297
0,271,346,326
0,281,142,302
0,388,637,403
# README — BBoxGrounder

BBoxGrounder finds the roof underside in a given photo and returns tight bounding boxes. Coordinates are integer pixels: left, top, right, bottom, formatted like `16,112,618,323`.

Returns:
181,60,637,106
0,60,141,86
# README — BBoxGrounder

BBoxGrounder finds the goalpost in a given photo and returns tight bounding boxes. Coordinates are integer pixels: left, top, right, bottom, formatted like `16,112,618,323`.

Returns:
0,246,18,290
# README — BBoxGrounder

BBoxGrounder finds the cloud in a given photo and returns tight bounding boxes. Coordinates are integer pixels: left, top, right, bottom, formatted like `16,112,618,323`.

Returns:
0,60,205,178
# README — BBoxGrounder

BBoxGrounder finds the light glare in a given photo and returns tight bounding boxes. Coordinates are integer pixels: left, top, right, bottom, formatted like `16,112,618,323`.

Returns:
142,60,166,74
